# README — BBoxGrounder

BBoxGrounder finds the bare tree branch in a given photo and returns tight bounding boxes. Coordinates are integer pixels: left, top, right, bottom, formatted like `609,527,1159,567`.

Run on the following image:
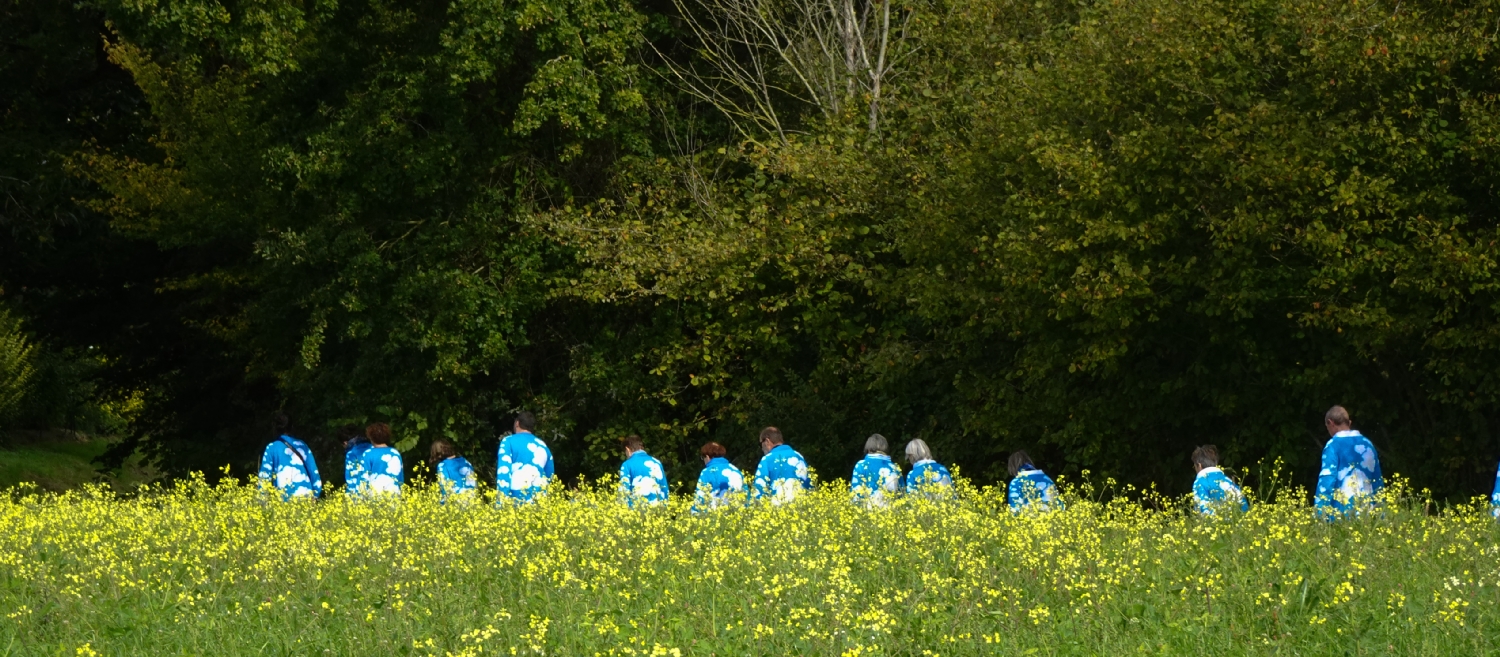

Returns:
652,0,918,142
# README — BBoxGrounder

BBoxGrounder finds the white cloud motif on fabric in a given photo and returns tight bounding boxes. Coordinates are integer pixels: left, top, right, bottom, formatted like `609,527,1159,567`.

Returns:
367,474,400,494
380,453,402,475
788,457,808,480
724,469,744,491
526,442,549,467
1218,480,1242,500
512,463,542,491
771,478,802,505
1340,470,1372,500
276,466,308,488
645,461,664,479
631,476,662,499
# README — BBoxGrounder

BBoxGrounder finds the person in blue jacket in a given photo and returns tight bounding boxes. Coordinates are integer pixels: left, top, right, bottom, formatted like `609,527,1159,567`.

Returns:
341,425,372,496
850,433,902,508
1191,444,1249,515
430,438,477,502
257,414,322,500
619,435,669,508
903,439,953,499
1491,460,1500,520
750,426,812,505
356,422,404,496
1007,450,1062,513
1490,460,1500,520
496,411,554,504
1314,405,1384,520
692,442,745,513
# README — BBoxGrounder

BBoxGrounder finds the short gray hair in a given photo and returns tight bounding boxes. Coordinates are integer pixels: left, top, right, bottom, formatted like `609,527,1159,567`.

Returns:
1325,405,1351,427
864,434,888,454
904,439,933,462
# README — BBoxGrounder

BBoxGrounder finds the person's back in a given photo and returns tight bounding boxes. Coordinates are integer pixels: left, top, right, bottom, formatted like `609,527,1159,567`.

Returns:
1314,406,1383,520
619,436,668,508
1492,461,1500,519
692,443,745,513
902,439,952,500
431,439,476,502
257,415,322,500
750,427,811,505
1190,445,1249,516
496,412,554,504
356,423,404,496
1006,450,1061,513
344,436,372,496
850,434,902,508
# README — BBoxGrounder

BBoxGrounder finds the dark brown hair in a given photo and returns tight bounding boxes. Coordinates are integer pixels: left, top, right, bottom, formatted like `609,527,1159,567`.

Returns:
622,434,645,451
701,442,727,459
1191,445,1220,469
759,426,784,445
430,438,457,465
366,422,392,446
515,410,537,431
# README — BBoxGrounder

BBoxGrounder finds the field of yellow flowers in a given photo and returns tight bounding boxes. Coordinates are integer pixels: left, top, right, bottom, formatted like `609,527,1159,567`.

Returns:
2,473,1498,655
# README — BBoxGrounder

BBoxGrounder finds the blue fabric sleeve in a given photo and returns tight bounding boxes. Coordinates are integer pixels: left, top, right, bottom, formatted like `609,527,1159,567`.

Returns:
1313,441,1338,516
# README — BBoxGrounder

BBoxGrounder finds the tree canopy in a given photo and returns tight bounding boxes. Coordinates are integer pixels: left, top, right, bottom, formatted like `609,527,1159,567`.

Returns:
7,0,1500,498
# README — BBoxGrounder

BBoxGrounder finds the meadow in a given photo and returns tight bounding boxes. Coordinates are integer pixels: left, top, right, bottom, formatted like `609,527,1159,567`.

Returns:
1,472,1498,656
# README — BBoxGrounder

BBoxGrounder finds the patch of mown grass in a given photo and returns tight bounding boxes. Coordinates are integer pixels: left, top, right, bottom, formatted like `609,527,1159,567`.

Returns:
0,432,154,492
0,476,1495,655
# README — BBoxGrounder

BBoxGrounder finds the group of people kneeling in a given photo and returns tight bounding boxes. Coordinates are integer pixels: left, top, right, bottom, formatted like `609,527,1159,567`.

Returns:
258,405,1398,520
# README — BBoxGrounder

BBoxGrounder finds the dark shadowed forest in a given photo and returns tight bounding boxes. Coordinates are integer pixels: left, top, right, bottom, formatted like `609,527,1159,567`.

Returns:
7,0,1500,499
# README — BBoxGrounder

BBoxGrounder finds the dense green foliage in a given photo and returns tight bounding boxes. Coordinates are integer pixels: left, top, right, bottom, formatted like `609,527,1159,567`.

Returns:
0,309,36,423
8,0,1500,497
5,478,1500,654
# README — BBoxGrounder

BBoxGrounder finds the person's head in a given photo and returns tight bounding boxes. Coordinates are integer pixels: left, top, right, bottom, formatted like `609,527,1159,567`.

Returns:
1191,445,1220,472
429,438,457,465
701,441,726,464
514,411,537,434
366,422,392,447
904,439,933,463
337,424,362,448
759,426,784,454
864,433,888,455
273,412,290,434
1007,450,1034,477
1324,405,1352,435
622,434,645,457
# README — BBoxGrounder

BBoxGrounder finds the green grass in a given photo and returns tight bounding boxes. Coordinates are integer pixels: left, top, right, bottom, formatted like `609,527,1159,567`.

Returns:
0,476,1497,655
0,433,154,493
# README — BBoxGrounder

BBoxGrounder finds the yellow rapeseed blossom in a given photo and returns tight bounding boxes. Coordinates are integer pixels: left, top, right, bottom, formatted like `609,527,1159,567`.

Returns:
0,473,1495,653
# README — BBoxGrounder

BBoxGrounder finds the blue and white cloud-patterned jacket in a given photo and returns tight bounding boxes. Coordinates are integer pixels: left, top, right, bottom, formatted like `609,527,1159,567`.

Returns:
850,453,903,507
1008,468,1062,513
1192,466,1249,515
496,431,554,504
692,457,746,513
356,445,404,496
1314,430,1384,520
344,438,372,496
751,443,812,506
437,455,477,502
619,450,669,508
1491,460,1500,520
258,435,323,500
904,459,953,500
